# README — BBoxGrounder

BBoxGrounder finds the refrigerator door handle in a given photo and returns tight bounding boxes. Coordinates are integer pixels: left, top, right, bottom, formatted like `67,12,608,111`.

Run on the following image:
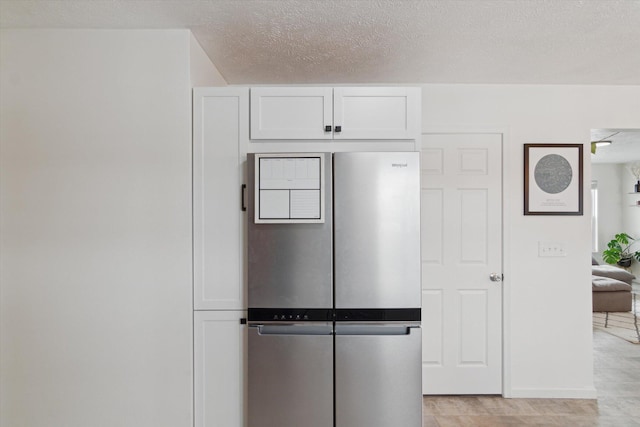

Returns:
335,325,418,336
241,184,247,212
254,324,333,336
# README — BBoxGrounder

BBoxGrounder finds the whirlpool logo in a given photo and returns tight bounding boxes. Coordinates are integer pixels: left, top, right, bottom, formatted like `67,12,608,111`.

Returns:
391,163,408,168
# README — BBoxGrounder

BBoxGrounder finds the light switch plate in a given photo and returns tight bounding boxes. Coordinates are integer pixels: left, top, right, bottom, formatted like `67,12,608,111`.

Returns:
538,241,567,257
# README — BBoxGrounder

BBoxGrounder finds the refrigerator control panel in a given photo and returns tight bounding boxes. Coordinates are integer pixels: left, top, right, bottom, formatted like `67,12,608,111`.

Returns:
254,153,325,223
248,308,333,322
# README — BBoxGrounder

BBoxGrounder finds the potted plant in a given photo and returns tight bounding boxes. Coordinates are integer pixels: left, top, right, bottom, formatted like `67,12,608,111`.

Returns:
602,233,640,267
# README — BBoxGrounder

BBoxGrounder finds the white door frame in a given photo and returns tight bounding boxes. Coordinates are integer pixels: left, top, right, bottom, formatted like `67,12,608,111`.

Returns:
416,126,512,397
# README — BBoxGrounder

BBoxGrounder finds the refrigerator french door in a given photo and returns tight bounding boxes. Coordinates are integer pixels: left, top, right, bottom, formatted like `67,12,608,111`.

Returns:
247,152,421,427
248,323,333,427
335,324,422,427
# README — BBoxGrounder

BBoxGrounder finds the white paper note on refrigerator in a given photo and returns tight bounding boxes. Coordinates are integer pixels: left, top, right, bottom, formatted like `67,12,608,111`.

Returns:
256,155,324,223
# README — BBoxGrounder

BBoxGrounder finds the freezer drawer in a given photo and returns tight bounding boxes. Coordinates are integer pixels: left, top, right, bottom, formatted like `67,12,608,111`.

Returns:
335,324,422,427
333,152,421,309
248,323,333,427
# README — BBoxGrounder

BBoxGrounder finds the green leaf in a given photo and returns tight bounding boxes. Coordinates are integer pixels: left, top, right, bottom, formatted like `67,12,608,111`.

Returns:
607,241,621,250
615,233,631,245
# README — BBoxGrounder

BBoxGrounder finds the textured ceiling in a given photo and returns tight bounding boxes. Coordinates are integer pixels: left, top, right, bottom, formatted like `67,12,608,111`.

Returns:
1,0,640,85
591,129,640,164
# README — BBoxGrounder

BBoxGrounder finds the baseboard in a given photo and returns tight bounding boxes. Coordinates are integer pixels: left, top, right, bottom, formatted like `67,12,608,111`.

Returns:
506,387,597,399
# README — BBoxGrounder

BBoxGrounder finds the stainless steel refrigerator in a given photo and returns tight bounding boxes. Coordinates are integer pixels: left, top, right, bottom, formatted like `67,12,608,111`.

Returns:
247,152,422,427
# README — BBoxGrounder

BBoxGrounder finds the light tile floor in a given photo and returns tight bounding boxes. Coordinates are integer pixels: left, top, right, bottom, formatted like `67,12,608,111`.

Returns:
423,328,640,426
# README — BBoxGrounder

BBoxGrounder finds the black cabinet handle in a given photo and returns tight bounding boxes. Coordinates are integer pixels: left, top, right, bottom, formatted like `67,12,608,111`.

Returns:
335,125,342,133
241,184,247,212
324,125,332,132
240,318,247,325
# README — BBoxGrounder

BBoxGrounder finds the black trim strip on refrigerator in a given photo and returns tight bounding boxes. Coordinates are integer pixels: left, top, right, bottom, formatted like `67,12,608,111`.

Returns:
248,308,333,322
335,308,421,322
248,308,421,322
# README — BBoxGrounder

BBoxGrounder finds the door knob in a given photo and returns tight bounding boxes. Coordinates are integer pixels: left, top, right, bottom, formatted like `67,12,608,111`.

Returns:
489,273,502,282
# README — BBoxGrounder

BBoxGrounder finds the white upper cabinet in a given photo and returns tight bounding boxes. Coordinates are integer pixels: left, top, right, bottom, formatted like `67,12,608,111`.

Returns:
333,87,420,140
193,87,248,310
250,87,421,140
250,87,333,140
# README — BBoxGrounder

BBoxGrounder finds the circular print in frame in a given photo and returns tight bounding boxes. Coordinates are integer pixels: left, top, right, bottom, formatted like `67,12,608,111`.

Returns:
534,154,572,194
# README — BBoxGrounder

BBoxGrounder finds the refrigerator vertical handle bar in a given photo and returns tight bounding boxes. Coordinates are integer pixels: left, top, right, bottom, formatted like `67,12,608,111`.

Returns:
241,184,247,212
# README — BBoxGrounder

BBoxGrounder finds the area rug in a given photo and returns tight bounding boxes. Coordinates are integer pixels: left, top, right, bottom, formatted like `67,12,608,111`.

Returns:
593,311,639,344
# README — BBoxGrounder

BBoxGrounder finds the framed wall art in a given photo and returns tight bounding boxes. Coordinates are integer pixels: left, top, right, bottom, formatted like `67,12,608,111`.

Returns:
524,143,583,215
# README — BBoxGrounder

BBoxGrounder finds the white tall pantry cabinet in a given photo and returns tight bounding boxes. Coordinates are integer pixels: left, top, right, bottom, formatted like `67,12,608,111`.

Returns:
193,86,420,427
193,88,248,311
193,88,248,427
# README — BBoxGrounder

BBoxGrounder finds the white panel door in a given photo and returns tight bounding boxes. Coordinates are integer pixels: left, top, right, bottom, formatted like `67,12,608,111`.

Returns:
193,88,248,310
194,311,247,427
420,133,502,394
333,87,420,140
250,87,333,139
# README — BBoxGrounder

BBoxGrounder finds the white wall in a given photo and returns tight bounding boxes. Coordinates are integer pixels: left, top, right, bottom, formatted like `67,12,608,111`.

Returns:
621,163,640,278
420,84,640,398
0,30,194,427
592,163,640,277
190,33,227,87
592,163,624,262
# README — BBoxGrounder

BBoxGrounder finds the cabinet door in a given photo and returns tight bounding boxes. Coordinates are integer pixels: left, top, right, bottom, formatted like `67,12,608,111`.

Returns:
250,87,333,139
194,311,247,427
193,88,248,310
333,87,421,140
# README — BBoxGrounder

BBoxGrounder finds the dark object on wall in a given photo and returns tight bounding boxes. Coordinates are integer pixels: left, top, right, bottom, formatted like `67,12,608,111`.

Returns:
524,143,583,215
